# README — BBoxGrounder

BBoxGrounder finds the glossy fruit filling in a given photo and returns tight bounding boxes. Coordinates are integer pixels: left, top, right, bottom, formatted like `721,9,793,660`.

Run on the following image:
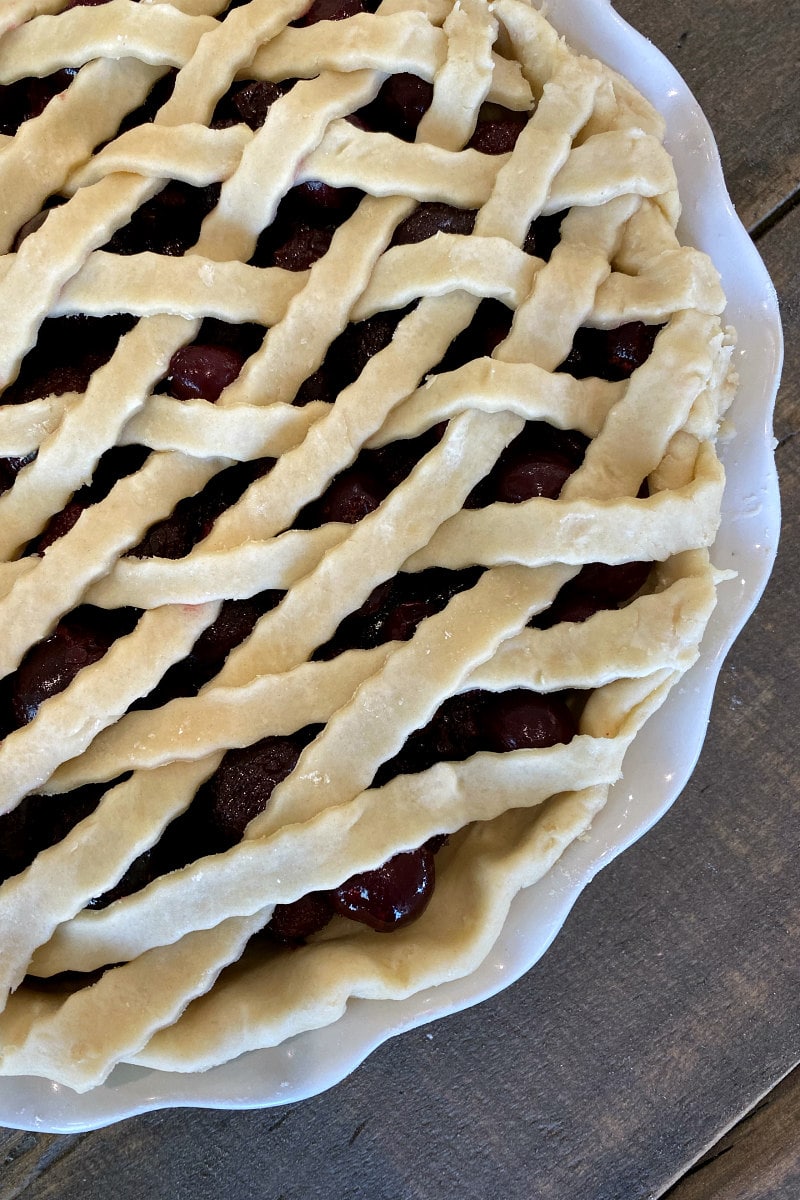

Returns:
0,44,663,951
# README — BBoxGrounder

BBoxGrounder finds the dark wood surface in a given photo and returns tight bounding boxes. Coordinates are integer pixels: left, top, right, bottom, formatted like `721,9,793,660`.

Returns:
1,3,798,1197
664,1067,800,1200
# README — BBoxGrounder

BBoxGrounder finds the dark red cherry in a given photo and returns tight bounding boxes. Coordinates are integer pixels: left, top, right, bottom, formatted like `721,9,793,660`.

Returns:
606,323,661,377
359,74,433,141
293,179,360,217
293,364,336,406
318,467,383,524
331,846,435,932
0,784,104,886
468,105,528,155
11,611,128,726
206,735,306,847
537,594,603,627
104,182,219,257
435,299,513,373
481,690,577,751
0,83,25,137
266,892,335,943
166,343,245,402
427,690,486,761
191,595,278,666
328,310,406,388
573,560,652,604
536,559,652,628
495,450,575,502
559,322,661,382
223,80,288,130
391,203,476,246
523,210,567,261
296,0,367,24
382,597,438,642
271,223,334,271
34,500,86,553
0,453,35,496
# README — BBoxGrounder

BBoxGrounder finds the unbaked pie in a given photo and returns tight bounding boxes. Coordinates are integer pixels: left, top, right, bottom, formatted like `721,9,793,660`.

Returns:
0,0,735,1091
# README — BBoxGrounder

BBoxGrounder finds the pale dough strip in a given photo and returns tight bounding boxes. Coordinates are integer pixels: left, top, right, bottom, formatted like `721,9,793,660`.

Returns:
123,788,608,1074
33,737,627,977
119,395,326,460
0,451,223,682
25,670,678,1084
46,572,715,795
250,16,530,110
369,358,624,447
80,458,720,612
408,446,724,572
0,602,219,814
23,667,676,1080
0,57,163,253
0,2,218,83
0,756,221,1000
295,120,674,216
0,911,268,1091
213,410,525,687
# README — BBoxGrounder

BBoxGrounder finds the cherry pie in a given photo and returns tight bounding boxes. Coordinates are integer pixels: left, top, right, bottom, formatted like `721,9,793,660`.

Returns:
0,0,735,1091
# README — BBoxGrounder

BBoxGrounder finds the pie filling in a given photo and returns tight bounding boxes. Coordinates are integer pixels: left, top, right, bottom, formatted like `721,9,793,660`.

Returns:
0,0,735,1088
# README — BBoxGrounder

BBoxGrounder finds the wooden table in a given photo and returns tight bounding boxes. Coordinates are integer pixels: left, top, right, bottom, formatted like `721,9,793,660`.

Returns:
1,2,798,1196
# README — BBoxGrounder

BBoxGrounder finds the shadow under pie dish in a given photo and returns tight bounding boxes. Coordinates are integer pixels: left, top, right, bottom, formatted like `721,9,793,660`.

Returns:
0,0,767,1104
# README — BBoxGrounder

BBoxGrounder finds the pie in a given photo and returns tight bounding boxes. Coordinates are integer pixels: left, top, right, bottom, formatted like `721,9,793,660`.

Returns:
0,0,735,1093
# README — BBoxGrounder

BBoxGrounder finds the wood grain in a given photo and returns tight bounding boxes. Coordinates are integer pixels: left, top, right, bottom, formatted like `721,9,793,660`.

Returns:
663,1068,800,1200
613,0,800,233
0,4,798,1199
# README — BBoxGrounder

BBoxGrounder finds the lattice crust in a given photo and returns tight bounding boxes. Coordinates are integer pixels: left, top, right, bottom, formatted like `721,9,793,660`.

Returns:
0,0,735,1091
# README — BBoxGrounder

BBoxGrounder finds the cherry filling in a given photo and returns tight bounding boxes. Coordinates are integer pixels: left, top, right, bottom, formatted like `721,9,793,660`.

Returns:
211,79,294,131
128,455,274,560
468,101,528,155
164,344,246,402
465,421,589,508
292,0,379,25
356,73,434,142
131,589,283,710
0,70,76,136
391,202,477,246
103,181,221,257
314,566,483,660
10,606,140,729
266,686,575,942
295,423,442,529
0,781,112,887
533,559,653,628
2,315,137,406
374,687,577,786
0,453,36,498
435,299,513,373
0,40,666,952
251,183,364,272
329,847,435,932
559,322,663,382
28,445,151,555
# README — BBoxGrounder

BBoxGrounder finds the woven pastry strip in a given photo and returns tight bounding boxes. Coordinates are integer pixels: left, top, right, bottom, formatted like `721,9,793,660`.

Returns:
0,0,735,1089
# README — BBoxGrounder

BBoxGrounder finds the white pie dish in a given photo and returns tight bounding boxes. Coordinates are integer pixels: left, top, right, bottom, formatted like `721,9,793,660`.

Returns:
0,0,781,1132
